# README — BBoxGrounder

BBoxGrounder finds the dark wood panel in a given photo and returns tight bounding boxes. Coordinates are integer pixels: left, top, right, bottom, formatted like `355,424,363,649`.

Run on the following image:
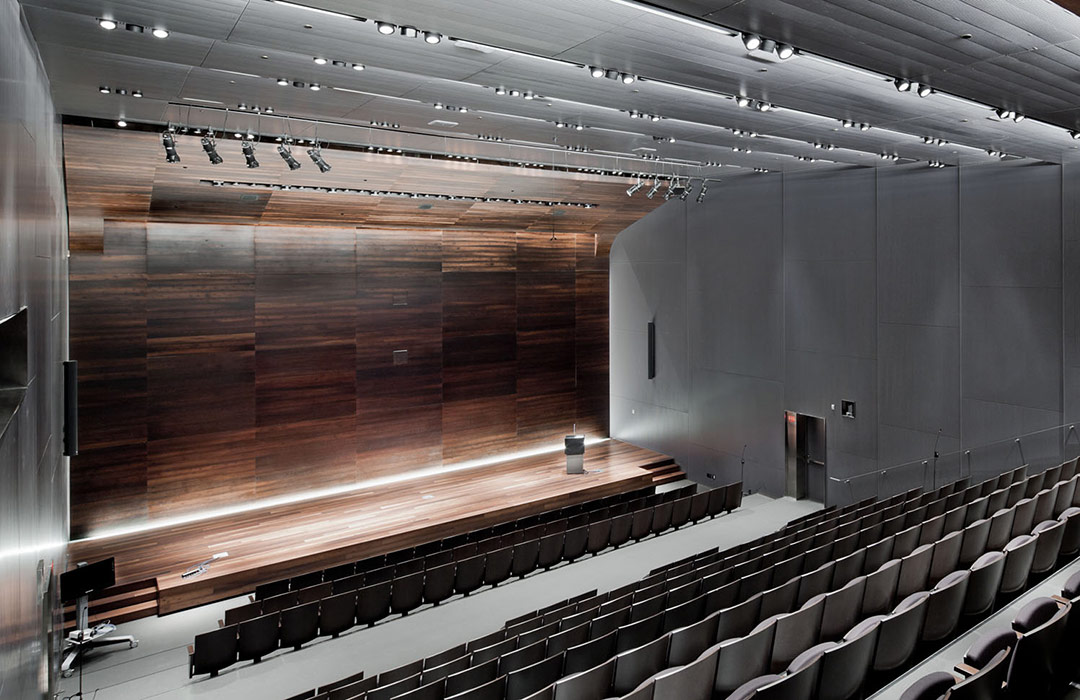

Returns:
254,273,355,350
517,392,578,446
147,275,255,355
146,223,254,275
255,226,356,275
442,395,518,464
147,429,257,519
443,230,516,271
442,271,517,337
443,333,517,402
255,345,356,426
256,415,358,497
356,228,443,272
356,402,443,479
517,232,576,272
69,444,148,539
147,351,256,441
575,270,610,438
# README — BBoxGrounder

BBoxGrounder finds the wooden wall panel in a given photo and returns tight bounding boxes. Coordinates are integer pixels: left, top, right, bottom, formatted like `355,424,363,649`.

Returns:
70,223,614,535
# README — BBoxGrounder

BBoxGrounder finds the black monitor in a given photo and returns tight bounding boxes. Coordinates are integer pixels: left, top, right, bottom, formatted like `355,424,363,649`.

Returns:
60,558,115,602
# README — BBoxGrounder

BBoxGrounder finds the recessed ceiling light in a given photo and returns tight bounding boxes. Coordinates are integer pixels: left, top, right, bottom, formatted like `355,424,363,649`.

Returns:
97,18,117,30
152,27,169,38
916,83,933,97
117,120,127,127
424,31,442,44
589,66,605,78
621,73,636,84
494,86,506,95
742,33,762,51
132,90,143,98
352,63,365,71
376,21,396,35
735,95,751,108
314,57,328,64
894,77,911,92
309,83,321,91
99,86,110,94
277,77,289,85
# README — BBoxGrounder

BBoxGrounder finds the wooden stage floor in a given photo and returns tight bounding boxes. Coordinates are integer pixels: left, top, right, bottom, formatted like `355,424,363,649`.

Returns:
69,440,679,615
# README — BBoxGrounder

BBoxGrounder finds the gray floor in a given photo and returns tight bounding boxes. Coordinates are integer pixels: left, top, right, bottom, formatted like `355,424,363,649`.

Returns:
871,556,1080,700
57,491,816,700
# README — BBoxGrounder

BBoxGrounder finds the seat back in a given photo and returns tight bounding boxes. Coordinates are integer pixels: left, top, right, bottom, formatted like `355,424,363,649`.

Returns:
191,624,238,677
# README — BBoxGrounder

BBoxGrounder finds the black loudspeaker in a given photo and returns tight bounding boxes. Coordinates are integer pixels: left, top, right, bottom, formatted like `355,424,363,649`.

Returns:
63,360,78,457
647,321,656,379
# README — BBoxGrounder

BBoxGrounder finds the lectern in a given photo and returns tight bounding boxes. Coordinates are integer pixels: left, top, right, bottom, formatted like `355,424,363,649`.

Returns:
565,434,585,474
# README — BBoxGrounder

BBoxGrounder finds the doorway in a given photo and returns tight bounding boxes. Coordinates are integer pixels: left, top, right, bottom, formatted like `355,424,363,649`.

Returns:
785,412,826,502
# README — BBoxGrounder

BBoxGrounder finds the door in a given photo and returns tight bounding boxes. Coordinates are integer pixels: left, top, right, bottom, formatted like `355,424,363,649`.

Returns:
785,412,826,502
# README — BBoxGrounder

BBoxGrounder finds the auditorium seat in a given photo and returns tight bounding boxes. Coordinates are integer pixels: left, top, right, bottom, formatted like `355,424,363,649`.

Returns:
391,571,425,615
871,591,929,673
539,532,565,570
667,610,718,666
482,547,513,588
455,554,486,596
586,519,611,556
262,590,299,615
897,671,956,700
394,679,445,700
562,526,589,562
921,569,970,643
280,602,319,650
424,562,457,606
712,622,776,697
611,633,668,695
357,580,392,626
382,659,424,684
189,624,238,678
998,535,1037,599
506,653,564,700
238,612,279,663
423,655,470,683
814,617,880,700
552,658,613,700
1030,519,1066,576
861,559,901,616
813,575,865,642
564,629,616,674
962,551,1005,619
369,672,421,700
446,658,498,696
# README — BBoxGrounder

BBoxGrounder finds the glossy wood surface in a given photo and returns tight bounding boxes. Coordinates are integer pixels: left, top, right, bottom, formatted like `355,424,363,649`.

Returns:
67,440,677,613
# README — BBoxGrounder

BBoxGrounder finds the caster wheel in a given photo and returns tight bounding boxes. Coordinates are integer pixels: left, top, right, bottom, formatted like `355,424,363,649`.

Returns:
131,641,138,648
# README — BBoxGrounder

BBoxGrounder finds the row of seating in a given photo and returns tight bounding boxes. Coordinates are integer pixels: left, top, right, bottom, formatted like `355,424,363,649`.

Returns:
288,460,1080,700
282,465,1004,699
188,482,743,677
899,569,1080,700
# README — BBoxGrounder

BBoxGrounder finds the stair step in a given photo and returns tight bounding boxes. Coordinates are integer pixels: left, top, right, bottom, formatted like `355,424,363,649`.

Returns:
63,586,157,620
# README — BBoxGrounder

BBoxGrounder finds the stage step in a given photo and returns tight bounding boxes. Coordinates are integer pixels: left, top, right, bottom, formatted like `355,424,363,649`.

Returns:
641,459,685,484
63,579,159,630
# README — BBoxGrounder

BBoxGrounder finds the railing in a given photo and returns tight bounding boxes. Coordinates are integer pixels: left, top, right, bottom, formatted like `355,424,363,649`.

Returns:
826,422,1080,507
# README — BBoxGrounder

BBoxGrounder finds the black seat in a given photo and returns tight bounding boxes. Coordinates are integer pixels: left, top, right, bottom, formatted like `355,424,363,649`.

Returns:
483,546,513,587
381,659,424,685
539,532,565,569
318,591,356,638
296,581,333,605
586,519,612,555
653,646,718,700
707,488,726,517
237,611,279,664
564,629,617,674
189,624,238,677
255,579,289,601
445,658,498,697
280,602,319,650
391,571,425,616
562,526,588,562
423,654,470,683
332,572,366,595
512,539,541,577
671,496,693,529
552,659,614,700
455,553,486,596
261,590,299,615
609,513,633,548
631,508,654,540
616,611,664,653
369,673,421,700
651,501,674,533
506,652,564,700
499,638,548,675
612,634,669,695
689,491,710,522
357,580,392,626
424,562,456,606
291,571,323,591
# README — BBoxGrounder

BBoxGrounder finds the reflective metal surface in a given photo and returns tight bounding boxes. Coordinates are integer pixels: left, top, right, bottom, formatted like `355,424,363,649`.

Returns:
0,0,69,697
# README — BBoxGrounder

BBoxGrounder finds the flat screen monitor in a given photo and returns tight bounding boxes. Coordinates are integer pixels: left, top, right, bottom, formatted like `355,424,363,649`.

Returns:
60,557,115,601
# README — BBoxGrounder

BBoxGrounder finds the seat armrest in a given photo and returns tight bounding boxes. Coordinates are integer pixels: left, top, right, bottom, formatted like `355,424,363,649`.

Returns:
187,646,195,678
955,663,979,677
1051,595,1071,606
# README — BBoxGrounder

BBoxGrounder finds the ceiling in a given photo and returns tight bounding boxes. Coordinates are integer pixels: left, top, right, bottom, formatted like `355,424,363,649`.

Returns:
21,0,1080,183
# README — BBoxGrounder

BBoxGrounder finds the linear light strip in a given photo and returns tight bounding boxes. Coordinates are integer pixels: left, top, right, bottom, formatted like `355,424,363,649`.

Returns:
73,438,611,543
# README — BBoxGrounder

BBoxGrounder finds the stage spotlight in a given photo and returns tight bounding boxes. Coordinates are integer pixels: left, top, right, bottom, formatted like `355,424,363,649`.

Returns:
626,179,643,197
916,83,933,97
201,136,223,164
376,21,396,35
646,179,662,199
276,78,289,86
664,179,677,200
117,119,127,127
278,143,301,170
241,140,260,168
352,63,365,71
742,33,762,51
775,43,795,59
424,31,442,44
308,147,332,172
696,183,707,203
995,108,1013,120
859,123,870,131
309,83,321,91
99,86,110,94
679,181,693,201
162,132,180,163
1013,113,1025,123
894,77,911,92
1071,130,1080,140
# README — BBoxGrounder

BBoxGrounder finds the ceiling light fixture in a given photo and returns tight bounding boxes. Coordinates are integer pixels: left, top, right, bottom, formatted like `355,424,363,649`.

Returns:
99,86,110,94
152,28,169,38
277,143,301,169
400,26,418,38
352,63,365,71
626,178,644,197
621,73,636,84
589,66,605,78
775,43,795,59
742,33,762,51
313,57,328,64
241,140,260,168
97,18,118,30
679,181,693,201
376,21,396,35
117,119,127,127
276,78,289,85
894,77,911,92
696,182,708,203
916,84,933,98
309,83,321,91
424,31,442,44
162,132,180,163
132,90,143,98
308,146,331,172
646,179,663,199
202,135,223,164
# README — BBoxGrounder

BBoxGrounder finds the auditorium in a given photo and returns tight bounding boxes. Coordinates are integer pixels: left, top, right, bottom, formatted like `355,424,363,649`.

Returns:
6,0,1080,698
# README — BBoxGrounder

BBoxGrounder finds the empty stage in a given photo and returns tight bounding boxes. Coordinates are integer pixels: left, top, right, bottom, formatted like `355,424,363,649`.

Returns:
68,440,680,615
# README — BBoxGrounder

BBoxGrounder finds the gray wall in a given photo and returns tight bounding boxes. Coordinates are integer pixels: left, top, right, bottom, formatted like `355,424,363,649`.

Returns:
611,162,1071,504
0,0,69,697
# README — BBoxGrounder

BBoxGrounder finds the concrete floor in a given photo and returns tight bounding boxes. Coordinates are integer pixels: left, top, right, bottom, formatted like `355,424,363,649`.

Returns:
58,491,818,700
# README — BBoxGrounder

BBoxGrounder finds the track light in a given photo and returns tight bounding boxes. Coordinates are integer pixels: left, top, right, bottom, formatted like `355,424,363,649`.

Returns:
664,179,677,200
201,136,223,164
859,123,870,131
679,181,693,201
276,78,288,85
152,28,169,38
646,179,663,199
1071,131,1080,140
424,31,442,44
240,141,259,168
696,183,708,204
313,57,328,65
742,33,762,51
523,91,534,100
376,21,396,35
132,89,143,98
735,95,751,108
97,18,117,30
621,73,636,84
626,179,644,197
775,43,795,59
161,132,180,163
308,147,332,172
1013,113,1025,123
894,77,911,92
495,86,506,95
352,63,365,71
589,66,605,78
277,143,301,170
916,83,933,97
309,83,321,91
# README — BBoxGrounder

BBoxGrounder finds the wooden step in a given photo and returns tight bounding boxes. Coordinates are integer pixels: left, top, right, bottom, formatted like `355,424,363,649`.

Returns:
62,578,159,630
64,599,158,631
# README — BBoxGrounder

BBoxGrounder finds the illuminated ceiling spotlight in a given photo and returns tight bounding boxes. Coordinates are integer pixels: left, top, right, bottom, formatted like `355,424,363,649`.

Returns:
664,179,678,200
679,180,693,201
653,135,676,143
879,153,900,161
241,140,260,168
841,119,855,128
161,132,180,163
495,86,507,95
928,160,947,168
97,18,118,29
99,85,110,94
795,155,816,162
132,90,143,98
201,135,223,164
646,179,663,199
893,77,912,92
922,136,948,146
732,146,752,153
376,21,396,35
352,63,365,71
752,100,774,112
276,77,289,86
859,123,870,131
1071,130,1080,140
589,66,605,78
423,31,442,44
277,143,301,170
1013,113,1025,123
523,90,535,100
696,182,708,203
620,73,636,84
308,146,332,172
775,43,795,59
741,33,762,50
994,108,1014,120
152,27,169,38
626,178,644,197
735,95,752,108
309,83,321,91
916,83,933,97
754,167,769,173
986,149,1007,158
313,56,328,65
